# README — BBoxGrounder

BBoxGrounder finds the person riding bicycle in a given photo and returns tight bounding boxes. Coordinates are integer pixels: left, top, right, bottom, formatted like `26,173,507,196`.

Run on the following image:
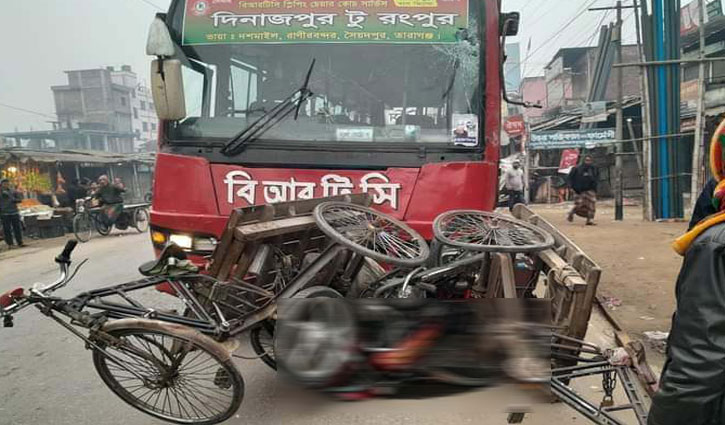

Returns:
92,175,125,227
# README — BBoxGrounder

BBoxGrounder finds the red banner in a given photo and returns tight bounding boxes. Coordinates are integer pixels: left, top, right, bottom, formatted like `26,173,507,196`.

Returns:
503,115,525,137
558,149,580,173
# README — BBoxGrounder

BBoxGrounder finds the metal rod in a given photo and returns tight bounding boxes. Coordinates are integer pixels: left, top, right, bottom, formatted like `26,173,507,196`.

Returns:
690,0,707,216
615,0,624,221
589,5,638,10
614,57,725,67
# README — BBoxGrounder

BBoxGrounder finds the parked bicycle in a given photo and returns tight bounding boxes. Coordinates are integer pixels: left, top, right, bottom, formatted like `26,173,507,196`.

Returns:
73,197,150,242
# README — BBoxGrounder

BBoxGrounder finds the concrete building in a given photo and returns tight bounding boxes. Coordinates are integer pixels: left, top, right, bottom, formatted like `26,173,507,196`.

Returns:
519,76,547,122
130,84,157,152
542,45,642,116
111,66,157,152
50,65,156,153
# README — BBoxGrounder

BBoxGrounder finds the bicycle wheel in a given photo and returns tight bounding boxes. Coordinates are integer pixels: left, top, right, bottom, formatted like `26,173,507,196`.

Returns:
433,210,554,253
96,215,112,236
134,208,150,233
73,213,93,243
314,202,429,267
92,319,244,425
250,320,276,370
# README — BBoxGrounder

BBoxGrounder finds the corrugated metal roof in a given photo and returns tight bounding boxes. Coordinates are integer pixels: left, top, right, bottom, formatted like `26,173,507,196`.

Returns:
531,96,642,131
0,148,154,164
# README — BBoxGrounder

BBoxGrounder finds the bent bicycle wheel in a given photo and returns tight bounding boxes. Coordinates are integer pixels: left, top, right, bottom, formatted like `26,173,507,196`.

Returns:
250,320,276,370
313,202,429,267
92,319,244,425
433,210,554,253
73,213,93,243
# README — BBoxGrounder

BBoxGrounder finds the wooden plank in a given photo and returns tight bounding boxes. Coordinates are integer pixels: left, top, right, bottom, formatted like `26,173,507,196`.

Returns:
497,253,518,299
209,209,243,275
537,249,588,291
232,243,259,280
485,254,502,298
234,216,317,241
570,266,602,339
512,204,599,273
214,240,245,281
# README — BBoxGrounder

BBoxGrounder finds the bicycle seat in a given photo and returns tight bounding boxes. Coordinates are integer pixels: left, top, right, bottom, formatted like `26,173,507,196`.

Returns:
138,243,195,276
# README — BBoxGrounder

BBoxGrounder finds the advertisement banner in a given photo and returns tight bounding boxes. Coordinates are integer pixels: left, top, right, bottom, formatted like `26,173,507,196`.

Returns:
182,0,469,45
503,114,525,137
530,128,616,150
558,148,580,174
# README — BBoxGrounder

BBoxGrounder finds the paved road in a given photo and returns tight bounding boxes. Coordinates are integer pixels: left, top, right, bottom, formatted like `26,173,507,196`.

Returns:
0,232,631,425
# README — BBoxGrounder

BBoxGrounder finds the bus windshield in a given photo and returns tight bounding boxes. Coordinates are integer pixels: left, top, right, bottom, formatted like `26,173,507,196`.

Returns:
166,0,483,147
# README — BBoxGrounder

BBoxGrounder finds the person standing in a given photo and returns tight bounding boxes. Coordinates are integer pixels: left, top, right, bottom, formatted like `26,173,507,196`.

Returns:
504,160,526,212
649,121,725,425
0,179,25,248
566,155,599,225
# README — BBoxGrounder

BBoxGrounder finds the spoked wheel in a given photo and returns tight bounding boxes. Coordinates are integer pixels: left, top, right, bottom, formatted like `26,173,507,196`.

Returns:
96,215,112,236
275,286,355,388
250,320,276,370
134,208,150,233
92,320,243,425
73,213,93,243
433,210,554,253
314,202,429,267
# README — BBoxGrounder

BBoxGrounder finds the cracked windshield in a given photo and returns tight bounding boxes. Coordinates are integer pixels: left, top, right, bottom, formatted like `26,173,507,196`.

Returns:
168,0,482,145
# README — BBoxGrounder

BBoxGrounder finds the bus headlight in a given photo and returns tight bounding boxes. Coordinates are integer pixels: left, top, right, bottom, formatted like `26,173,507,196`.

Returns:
169,234,193,250
193,237,218,252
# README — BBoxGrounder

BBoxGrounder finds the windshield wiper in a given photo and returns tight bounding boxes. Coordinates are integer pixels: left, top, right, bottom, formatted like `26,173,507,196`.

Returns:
221,58,316,156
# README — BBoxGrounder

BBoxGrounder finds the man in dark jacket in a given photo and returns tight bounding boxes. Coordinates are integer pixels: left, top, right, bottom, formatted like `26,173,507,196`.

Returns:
566,155,599,225
650,123,725,425
0,179,25,248
92,175,125,226
650,210,725,424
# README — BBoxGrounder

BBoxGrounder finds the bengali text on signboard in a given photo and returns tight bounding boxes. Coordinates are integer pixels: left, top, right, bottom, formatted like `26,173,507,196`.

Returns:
182,0,469,45
529,128,616,150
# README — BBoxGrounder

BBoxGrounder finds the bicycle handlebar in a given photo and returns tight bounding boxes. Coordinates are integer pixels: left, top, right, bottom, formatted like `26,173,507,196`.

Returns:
2,242,76,318
55,240,78,264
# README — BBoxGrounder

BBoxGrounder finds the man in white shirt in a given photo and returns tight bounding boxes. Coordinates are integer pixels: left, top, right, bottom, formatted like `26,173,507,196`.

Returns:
504,160,525,212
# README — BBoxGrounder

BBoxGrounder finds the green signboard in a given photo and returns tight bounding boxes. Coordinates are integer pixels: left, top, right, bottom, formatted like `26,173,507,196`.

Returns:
529,128,616,150
182,0,469,45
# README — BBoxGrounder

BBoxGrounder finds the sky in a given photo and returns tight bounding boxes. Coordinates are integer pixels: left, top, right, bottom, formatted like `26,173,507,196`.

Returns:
0,0,689,133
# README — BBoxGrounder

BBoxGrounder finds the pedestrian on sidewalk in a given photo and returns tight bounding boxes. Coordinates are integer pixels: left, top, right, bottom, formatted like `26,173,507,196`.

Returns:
566,155,599,225
504,160,526,212
649,120,725,425
0,178,25,249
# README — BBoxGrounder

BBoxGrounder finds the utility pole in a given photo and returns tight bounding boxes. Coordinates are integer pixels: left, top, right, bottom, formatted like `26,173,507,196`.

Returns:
690,0,706,214
614,0,624,221
633,0,653,221
589,2,637,221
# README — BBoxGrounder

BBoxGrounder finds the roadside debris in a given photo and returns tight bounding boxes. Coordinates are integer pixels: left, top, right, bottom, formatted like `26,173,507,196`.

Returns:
601,296,622,310
643,331,669,354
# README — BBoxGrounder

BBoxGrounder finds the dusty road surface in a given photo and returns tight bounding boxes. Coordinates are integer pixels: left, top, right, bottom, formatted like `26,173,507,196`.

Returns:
0,230,644,425
528,201,686,367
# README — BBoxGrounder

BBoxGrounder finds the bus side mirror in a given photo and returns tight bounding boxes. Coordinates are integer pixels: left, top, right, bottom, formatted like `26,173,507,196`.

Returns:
146,15,174,57
500,12,520,36
150,59,186,121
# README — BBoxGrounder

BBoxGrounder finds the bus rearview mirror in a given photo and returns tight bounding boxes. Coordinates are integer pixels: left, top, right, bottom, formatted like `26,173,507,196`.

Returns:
150,59,186,121
146,16,175,57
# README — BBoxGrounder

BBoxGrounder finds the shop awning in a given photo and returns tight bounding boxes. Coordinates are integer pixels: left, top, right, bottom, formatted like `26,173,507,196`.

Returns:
0,148,154,165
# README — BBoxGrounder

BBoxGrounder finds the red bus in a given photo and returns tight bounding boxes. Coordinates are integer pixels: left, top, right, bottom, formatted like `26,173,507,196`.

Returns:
146,0,516,259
